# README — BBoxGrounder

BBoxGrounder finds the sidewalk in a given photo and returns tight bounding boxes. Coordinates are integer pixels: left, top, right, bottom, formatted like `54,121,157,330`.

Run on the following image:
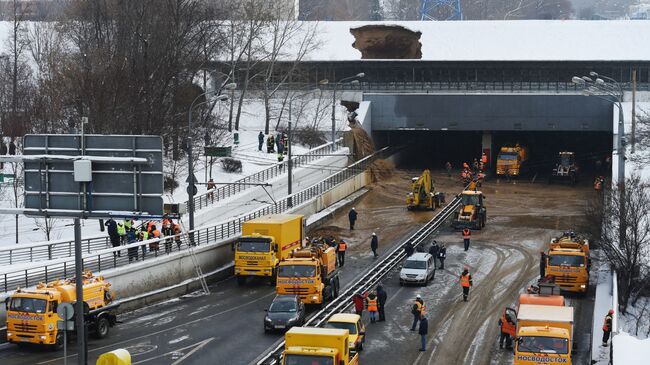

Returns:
591,255,613,365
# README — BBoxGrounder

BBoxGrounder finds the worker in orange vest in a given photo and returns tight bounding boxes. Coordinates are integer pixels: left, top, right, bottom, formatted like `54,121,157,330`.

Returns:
460,266,473,302
337,239,347,267
173,223,182,249
481,152,488,165
367,291,378,323
602,309,614,346
498,309,515,349
462,228,471,251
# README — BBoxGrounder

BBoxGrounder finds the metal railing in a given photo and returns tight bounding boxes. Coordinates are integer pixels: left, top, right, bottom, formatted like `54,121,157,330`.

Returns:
255,185,463,365
0,147,387,294
0,140,342,266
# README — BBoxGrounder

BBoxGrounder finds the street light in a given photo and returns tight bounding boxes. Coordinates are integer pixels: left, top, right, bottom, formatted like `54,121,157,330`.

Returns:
187,82,236,235
287,87,320,207
330,73,365,144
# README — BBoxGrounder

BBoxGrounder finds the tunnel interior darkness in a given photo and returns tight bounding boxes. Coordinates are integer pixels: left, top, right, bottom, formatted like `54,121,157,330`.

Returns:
375,130,613,177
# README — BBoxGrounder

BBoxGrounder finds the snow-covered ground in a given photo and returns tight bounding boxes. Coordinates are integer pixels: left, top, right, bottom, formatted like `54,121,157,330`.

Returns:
0,97,355,246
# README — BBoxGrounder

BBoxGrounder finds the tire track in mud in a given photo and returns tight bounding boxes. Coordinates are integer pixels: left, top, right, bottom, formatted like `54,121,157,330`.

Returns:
417,241,537,365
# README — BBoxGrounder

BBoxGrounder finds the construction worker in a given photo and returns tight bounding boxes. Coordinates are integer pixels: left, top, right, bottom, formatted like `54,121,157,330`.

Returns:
105,218,121,257
337,239,347,267
116,221,126,244
404,241,414,257
266,135,275,153
498,310,515,350
460,266,473,302
602,309,614,346
127,228,139,262
163,222,174,253
418,315,428,352
348,207,357,230
173,222,182,249
351,291,368,316
410,294,425,331
207,178,216,202
594,176,605,192
437,244,447,269
258,131,264,151
377,285,387,322
539,251,547,278
277,153,284,165
367,292,378,323
462,228,471,251
123,218,133,231
428,241,440,265
445,161,452,177
481,152,488,165
370,232,378,258
472,158,479,171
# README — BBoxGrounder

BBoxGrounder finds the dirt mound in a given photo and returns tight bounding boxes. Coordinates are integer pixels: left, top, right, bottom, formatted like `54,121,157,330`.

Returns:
368,159,395,182
350,25,422,59
350,126,374,160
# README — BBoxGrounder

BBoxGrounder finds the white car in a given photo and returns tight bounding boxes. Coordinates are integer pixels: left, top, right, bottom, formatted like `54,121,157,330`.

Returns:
399,252,435,286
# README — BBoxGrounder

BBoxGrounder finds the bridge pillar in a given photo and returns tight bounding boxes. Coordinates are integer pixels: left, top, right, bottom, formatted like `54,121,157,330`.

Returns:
481,131,492,167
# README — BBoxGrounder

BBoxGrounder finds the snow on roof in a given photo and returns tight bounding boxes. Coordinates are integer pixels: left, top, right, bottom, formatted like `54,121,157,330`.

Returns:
300,20,650,62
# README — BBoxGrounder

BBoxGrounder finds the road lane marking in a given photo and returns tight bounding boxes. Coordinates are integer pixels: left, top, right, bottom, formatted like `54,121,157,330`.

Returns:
37,291,275,364
170,337,214,365
130,338,214,365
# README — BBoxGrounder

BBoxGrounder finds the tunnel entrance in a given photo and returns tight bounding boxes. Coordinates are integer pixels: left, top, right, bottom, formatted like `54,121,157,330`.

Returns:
376,130,613,177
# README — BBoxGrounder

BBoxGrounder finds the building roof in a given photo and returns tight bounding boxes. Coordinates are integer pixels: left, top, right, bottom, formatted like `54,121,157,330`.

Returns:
300,20,650,62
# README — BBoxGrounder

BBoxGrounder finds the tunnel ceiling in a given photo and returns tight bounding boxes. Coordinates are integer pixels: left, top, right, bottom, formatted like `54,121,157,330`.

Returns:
365,94,614,132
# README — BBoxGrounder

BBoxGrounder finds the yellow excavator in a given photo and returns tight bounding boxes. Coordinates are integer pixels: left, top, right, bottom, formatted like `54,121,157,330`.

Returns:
406,170,443,211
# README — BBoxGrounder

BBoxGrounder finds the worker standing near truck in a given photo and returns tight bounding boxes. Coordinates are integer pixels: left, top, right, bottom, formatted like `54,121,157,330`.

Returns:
367,292,378,323
410,295,425,331
498,310,515,350
460,266,473,302
602,309,614,346
337,239,347,267
348,207,358,230
462,228,471,251
370,232,379,258
539,251,547,278
438,244,447,269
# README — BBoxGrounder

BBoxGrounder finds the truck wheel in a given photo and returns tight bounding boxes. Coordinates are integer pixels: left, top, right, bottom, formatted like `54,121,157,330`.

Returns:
236,276,246,286
269,269,277,286
50,333,64,351
357,341,364,351
94,317,110,339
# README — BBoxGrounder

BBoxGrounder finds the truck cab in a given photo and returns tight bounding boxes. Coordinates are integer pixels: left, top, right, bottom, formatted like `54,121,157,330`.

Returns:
283,327,359,365
545,234,590,294
496,145,528,177
513,304,573,365
452,190,486,230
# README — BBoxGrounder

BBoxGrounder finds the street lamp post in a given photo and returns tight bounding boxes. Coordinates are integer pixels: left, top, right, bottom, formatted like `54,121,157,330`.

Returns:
329,73,365,144
187,83,236,234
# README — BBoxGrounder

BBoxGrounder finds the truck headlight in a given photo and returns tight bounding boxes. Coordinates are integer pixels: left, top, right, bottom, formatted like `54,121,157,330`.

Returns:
312,295,318,300
40,335,47,340
7,332,12,337
580,285,586,289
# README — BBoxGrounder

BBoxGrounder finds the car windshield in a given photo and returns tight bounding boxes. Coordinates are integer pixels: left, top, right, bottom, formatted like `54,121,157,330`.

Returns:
548,254,585,267
498,153,518,160
403,260,427,269
278,265,315,278
326,321,357,335
9,297,47,314
518,336,568,355
461,195,480,206
237,241,270,252
284,355,333,365
269,300,297,313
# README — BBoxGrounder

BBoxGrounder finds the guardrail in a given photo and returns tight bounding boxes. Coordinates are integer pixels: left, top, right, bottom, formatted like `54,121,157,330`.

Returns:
254,184,463,365
0,139,342,266
0,147,387,294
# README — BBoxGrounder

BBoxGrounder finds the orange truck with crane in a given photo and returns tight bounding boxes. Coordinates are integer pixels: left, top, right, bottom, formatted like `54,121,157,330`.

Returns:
5,271,117,349
544,232,590,294
276,240,340,305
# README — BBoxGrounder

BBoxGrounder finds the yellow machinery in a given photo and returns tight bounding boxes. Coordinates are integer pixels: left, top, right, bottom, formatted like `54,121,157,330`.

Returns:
283,327,359,365
545,232,590,294
96,349,132,365
406,169,442,210
276,241,339,305
234,214,304,285
496,145,528,177
5,271,117,349
326,313,366,351
513,304,574,365
452,190,486,230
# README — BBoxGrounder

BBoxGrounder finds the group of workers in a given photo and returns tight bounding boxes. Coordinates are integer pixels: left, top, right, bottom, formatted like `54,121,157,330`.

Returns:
459,153,488,185
258,131,289,163
352,286,388,324
105,216,182,261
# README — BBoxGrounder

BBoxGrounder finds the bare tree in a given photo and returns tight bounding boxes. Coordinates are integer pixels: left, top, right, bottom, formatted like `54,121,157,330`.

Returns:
599,175,650,313
35,215,61,241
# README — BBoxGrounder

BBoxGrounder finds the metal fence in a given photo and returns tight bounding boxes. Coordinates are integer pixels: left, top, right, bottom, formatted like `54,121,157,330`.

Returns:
0,140,342,266
0,147,387,294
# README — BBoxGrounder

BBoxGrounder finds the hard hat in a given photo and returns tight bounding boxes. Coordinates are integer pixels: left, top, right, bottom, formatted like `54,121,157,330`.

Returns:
464,265,469,271
608,309,615,315
416,294,421,299
372,232,376,236
352,207,356,210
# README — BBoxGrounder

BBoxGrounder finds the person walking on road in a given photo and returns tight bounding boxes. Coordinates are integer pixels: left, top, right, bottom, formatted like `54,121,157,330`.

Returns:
348,207,358,230
371,232,379,258
377,285,387,322
460,266,473,302
337,239,347,267
410,295,425,331
498,311,515,350
352,291,368,316
367,292,378,323
539,251,547,278
602,309,614,346
462,228,471,251
438,244,446,269
429,241,440,267
404,242,414,257
418,315,428,351
258,131,264,151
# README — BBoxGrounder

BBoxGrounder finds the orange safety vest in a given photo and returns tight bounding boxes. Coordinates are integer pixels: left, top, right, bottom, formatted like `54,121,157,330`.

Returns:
367,298,378,312
500,312,516,337
462,229,471,239
461,273,471,288
603,314,613,331
152,229,161,238
338,242,347,252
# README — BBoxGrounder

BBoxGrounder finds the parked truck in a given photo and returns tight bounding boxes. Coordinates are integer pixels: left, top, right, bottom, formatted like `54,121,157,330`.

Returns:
5,271,117,349
234,214,304,285
406,169,443,211
282,327,359,365
452,190,487,230
513,304,574,365
545,232,590,294
276,240,340,305
496,145,528,177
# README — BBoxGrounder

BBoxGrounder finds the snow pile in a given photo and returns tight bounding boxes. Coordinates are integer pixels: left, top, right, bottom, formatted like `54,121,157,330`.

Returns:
612,331,650,364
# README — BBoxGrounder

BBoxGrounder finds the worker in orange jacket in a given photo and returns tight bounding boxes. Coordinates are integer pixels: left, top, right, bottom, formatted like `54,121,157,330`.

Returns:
462,228,471,251
337,239,347,267
460,266,473,302
367,292,378,323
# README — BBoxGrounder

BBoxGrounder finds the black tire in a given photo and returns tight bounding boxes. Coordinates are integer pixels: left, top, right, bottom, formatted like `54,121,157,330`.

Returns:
94,316,110,339
269,269,277,286
358,341,364,351
236,276,246,286
50,333,64,351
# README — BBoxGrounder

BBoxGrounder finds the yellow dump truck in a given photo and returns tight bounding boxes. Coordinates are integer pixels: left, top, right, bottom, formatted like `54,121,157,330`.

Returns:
283,327,359,365
276,241,340,305
545,232,590,294
513,304,574,365
234,214,304,285
452,190,487,230
406,169,443,211
5,272,117,349
496,145,528,177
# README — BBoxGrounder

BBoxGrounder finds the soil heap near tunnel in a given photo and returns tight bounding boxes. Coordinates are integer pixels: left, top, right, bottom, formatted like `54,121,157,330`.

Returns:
349,125,393,182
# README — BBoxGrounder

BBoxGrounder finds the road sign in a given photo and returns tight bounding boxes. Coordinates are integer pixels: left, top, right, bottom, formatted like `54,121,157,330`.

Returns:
57,320,74,331
187,184,198,196
22,134,164,217
204,146,231,157
57,302,74,320
185,173,199,184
